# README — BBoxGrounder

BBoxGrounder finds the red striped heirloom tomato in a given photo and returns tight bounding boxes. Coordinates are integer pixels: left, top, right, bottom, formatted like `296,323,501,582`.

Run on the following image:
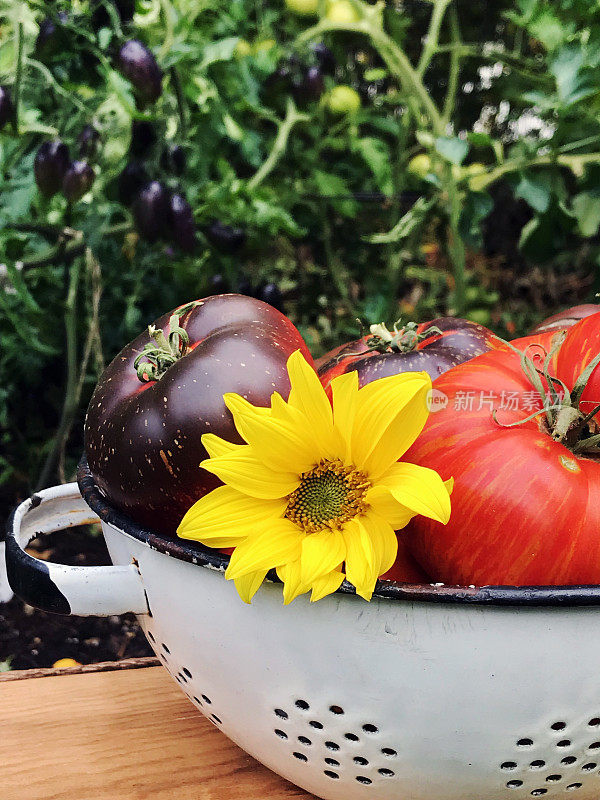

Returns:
404,314,600,586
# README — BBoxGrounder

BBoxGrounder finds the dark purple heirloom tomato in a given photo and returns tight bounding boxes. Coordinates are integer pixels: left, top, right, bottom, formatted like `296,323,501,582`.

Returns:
129,119,156,157
310,42,336,75
160,144,186,176
34,140,71,198
0,86,14,130
117,40,162,104
133,181,169,241
62,160,95,202
292,66,325,105
317,317,501,389
530,304,600,334
167,193,196,253
35,12,69,59
84,294,314,536
91,0,135,28
77,125,101,158
205,220,246,252
117,161,149,206
258,283,284,312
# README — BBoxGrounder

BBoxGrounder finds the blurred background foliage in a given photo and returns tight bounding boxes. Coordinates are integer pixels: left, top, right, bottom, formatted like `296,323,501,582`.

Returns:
2,0,600,519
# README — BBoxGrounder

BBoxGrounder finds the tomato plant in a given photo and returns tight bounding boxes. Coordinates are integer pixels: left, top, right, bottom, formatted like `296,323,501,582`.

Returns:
85,294,313,536
404,314,600,586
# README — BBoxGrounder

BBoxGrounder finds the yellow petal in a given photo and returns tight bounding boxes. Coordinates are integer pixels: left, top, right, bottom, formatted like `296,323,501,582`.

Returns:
225,519,303,579
224,393,318,474
277,559,311,605
330,371,359,463
310,570,345,602
366,485,415,530
177,485,286,547
351,371,431,479
300,529,345,584
200,446,299,499
342,517,375,600
379,461,452,524
360,509,398,577
201,433,242,459
233,569,269,604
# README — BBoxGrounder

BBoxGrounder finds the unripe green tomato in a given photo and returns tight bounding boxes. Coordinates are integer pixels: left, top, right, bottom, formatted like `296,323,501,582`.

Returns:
325,0,360,24
285,0,320,15
467,162,486,176
235,39,252,58
407,153,432,180
327,85,361,114
466,308,492,326
253,38,276,53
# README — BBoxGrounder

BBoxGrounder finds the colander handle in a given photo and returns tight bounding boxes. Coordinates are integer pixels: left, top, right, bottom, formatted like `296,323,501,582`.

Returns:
4,483,149,616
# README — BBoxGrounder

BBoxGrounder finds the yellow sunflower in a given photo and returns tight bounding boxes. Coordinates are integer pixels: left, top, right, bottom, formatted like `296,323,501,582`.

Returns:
177,351,452,604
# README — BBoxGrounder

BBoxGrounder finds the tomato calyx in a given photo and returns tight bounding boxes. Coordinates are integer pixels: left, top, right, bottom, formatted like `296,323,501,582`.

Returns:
495,334,600,457
134,302,199,382
367,321,443,354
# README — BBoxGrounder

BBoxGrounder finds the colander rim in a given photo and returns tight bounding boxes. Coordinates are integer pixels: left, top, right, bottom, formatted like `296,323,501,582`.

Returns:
77,456,600,607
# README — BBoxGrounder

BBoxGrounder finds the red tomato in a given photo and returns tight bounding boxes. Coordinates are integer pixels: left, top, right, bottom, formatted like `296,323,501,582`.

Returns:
317,317,501,390
530,304,600,334
403,314,600,586
379,536,432,583
85,295,313,536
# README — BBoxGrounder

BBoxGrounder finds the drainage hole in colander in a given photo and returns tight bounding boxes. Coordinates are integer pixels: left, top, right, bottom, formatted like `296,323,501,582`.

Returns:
362,724,378,734
293,752,308,762
178,673,187,683
378,769,395,777
382,748,397,758
325,758,340,766
161,643,170,654
325,741,340,751
210,714,221,725
551,722,567,731
309,720,323,729
557,740,572,748
501,762,518,771
182,667,192,679
147,631,155,643
193,696,201,705
588,742,600,750
274,708,288,720
546,775,562,783
517,738,534,747
345,733,359,742
324,770,339,779
274,729,288,740
356,776,372,785
581,763,597,771
566,783,582,790
295,699,310,711
588,718,600,727
530,789,547,796
354,757,369,766
201,694,212,704
561,757,577,765
506,780,524,788
298,736,312,746
530,760,546,769
329,705,344,715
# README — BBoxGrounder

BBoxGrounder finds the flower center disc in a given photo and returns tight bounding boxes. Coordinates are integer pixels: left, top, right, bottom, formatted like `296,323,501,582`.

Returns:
285,459,370,534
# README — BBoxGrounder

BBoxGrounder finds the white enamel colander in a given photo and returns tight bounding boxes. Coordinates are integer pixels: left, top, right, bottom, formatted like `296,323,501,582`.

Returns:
6,459,600,800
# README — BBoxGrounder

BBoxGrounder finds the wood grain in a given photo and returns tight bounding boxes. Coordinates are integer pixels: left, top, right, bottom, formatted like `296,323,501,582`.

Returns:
0,665,315,800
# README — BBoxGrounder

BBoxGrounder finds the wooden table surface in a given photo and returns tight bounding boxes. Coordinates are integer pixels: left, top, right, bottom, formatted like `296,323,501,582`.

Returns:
0,661,315,800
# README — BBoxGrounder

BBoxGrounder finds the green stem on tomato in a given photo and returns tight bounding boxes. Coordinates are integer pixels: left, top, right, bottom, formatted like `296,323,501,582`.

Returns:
12,14,24,134
444,169,467,315
470,151,600,193
417,0,452,78
442,6,461,125
247,98,309,191
170,67,188,138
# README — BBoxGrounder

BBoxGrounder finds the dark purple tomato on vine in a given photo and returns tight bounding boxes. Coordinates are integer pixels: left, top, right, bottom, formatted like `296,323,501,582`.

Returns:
310,42,336,75
34,140,71,198
129,120,156,157
91,0,135,29
117,40,162,104
168,193,196,253
292,66,324,105
205,220,246,253
35,12,69,59
317,317,502,390
529,304,600,334
77,125,100,159
0,86,14,130
117,161,149,206
160,144,186,176
62,161,95,202
84,294,314,535
257,283,284,312
133,181,169,242
209,274,229,294
237,276,254,297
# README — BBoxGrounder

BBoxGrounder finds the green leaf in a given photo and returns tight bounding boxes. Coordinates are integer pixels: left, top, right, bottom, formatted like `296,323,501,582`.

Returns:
434,136,469,165
313,171,358,217
529,9,568,51
354,138,393,195
200,37,239,69
550,46,596,107
367,197,434,244
572,191,600,237
459,192,494,248
514,173,553,213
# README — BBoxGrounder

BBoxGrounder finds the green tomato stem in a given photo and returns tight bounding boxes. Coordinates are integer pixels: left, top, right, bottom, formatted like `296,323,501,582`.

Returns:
417,0,453,78
13,14,24,134
247,98,309,191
